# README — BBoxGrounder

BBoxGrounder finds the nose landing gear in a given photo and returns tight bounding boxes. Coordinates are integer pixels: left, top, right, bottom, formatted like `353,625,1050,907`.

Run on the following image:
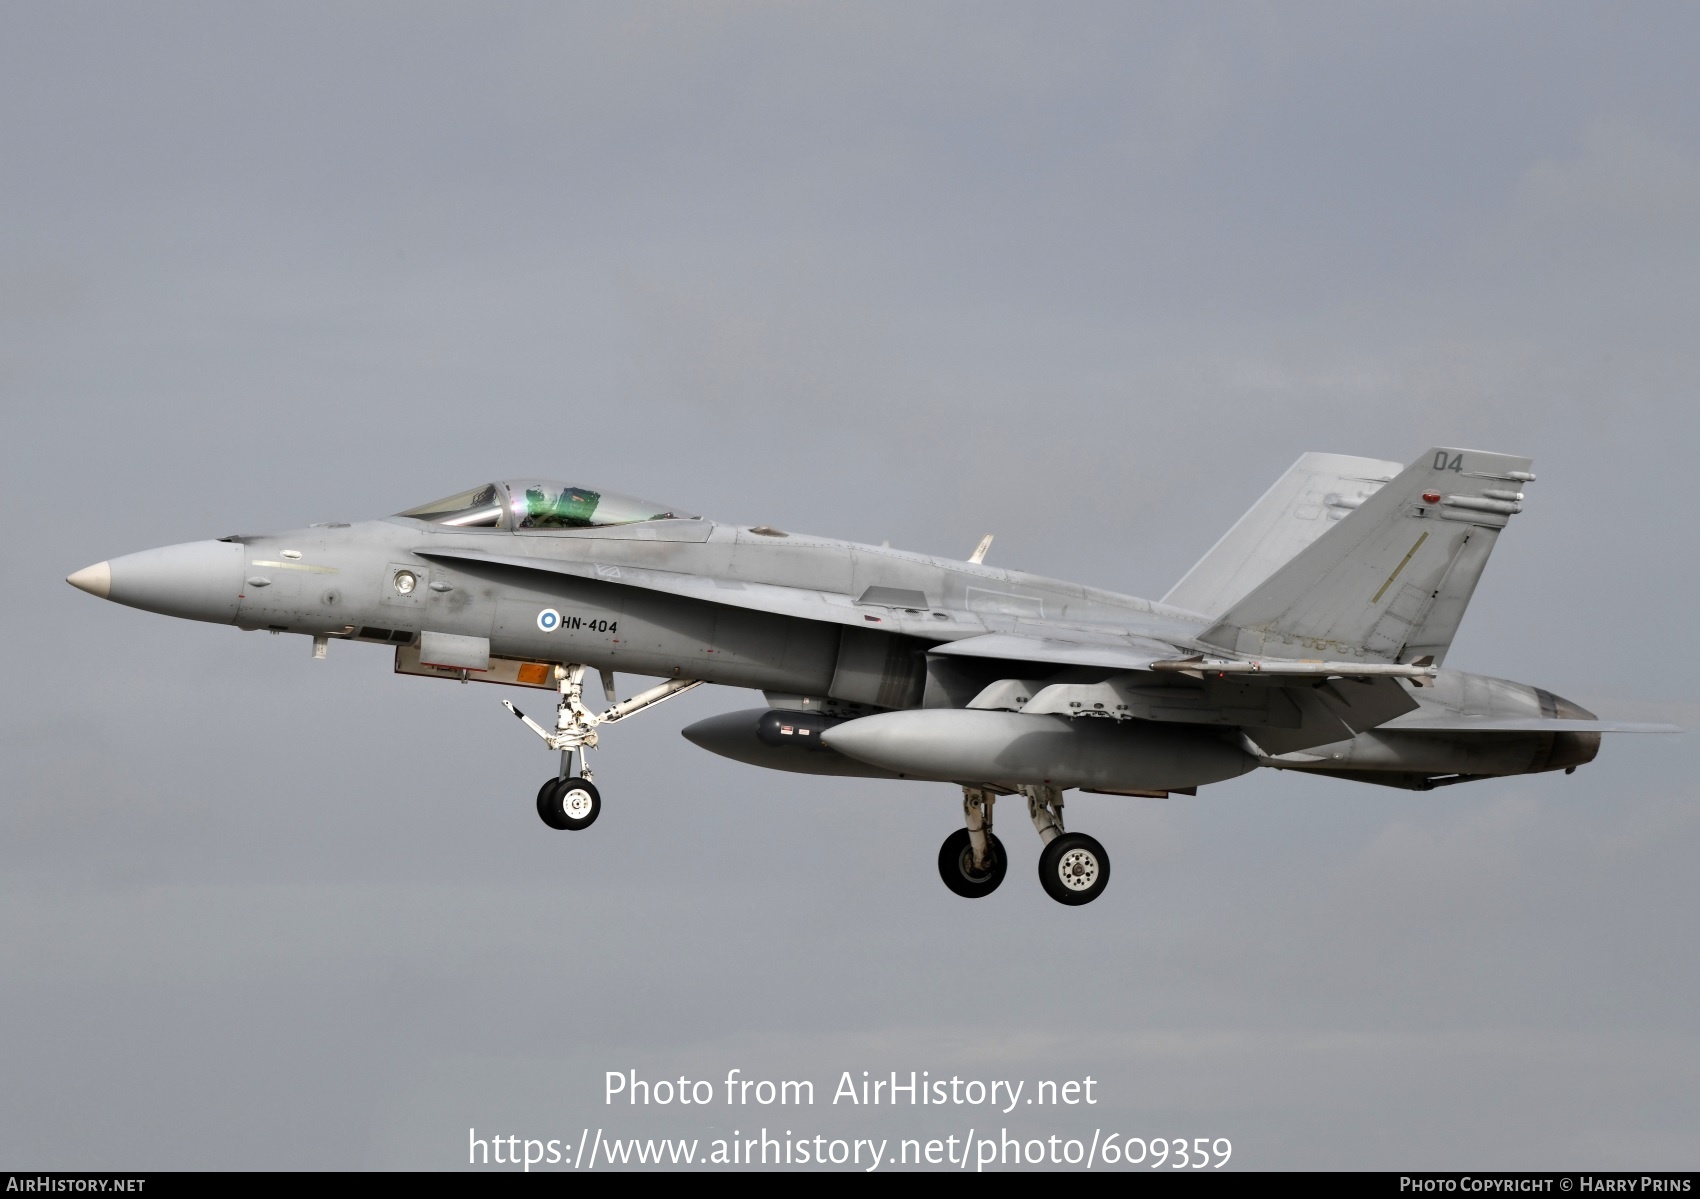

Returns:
505,664,700,832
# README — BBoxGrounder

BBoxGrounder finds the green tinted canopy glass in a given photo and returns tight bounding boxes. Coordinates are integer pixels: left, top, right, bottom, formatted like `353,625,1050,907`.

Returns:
507,481,696,529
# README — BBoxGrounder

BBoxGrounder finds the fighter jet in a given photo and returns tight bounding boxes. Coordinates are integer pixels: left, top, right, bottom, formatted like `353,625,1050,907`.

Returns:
65,447,1677,906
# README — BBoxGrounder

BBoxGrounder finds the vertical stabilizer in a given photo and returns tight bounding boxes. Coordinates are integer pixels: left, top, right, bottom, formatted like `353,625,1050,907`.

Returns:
1200,448,1533,666
1163,452,1402,617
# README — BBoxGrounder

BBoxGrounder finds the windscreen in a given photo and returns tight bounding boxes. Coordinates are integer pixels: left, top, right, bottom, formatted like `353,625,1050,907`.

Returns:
396,484,506,528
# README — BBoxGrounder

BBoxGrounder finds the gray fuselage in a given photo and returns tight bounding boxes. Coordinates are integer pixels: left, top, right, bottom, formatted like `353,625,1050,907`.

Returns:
77,506,1601,793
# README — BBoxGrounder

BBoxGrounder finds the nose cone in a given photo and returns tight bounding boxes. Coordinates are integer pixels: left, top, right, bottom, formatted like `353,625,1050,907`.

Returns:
69,540,245,624
66,562,112,598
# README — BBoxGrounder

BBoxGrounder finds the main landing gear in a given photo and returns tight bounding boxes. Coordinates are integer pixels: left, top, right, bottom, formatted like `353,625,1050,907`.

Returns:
938,788,1007,898
937,784,1111,905
504,665,701,832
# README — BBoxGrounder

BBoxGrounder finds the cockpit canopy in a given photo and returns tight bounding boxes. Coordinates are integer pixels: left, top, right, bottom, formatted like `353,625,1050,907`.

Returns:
397,482,697,530
397,483,506,528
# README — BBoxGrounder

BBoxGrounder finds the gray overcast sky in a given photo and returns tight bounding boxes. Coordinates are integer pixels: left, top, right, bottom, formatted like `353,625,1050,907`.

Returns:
1,1,1696,1170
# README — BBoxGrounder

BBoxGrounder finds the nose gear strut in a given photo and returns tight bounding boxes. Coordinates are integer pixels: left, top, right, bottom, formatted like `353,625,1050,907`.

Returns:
502,665,702,831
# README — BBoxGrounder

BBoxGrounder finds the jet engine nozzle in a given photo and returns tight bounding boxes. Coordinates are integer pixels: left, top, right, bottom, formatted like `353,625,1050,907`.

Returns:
1532,689,1603,772
67,540,246,625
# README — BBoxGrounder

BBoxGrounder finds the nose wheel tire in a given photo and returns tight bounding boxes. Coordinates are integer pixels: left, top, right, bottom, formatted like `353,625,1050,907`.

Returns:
536,777,571,829
537,776,601,831
937,828,1007,898
1038,831,1109,905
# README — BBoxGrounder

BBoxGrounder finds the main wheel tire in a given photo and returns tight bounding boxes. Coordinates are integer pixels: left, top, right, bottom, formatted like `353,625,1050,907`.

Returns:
1038,832,1110,905
547,776,601,831
536,777,570,830
937,828,1007,898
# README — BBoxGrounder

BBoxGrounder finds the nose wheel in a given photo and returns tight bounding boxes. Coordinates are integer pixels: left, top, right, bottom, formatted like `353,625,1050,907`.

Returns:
536,777,566,829
537,776,601,831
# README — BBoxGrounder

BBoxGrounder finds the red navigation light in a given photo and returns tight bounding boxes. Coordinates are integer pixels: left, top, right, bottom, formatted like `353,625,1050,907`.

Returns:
1422,491,1441,504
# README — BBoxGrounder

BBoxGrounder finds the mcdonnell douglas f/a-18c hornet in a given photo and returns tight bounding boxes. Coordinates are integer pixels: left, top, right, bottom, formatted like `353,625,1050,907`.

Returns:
66,447,1677,905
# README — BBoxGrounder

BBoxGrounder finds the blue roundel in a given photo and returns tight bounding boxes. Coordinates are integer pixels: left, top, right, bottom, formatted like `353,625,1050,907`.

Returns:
536,608,561,632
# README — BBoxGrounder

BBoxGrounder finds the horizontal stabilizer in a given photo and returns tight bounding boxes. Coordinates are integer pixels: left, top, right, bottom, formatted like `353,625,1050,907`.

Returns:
1382,717,1681,734
1150,655,1437,681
